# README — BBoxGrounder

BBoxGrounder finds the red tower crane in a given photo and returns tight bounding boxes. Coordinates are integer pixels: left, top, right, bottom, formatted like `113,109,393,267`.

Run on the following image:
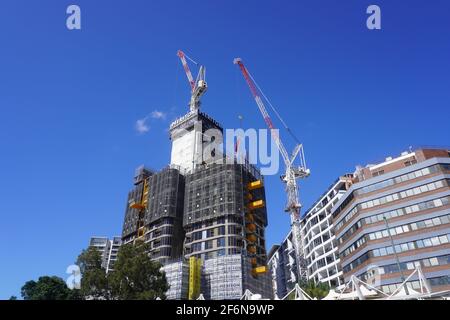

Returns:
234,58,310,281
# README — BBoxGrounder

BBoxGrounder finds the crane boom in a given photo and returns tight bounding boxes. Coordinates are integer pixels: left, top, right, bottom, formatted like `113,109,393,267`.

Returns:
233,58,291,164
234,57,310,282
177,50,196,91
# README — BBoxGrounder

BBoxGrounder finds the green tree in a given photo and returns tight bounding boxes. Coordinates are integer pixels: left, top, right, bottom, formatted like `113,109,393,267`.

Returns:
298,279,330,300
109,241,168,300
76,247,109,300
21,276,74,300
9,296,17,300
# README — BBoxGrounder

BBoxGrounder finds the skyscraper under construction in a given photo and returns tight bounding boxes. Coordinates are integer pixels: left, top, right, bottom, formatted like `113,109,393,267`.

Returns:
120,51,272,299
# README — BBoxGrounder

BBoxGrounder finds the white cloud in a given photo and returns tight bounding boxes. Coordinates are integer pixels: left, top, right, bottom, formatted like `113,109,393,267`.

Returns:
135,110,167,134
135,117,150,134
151,110,166,119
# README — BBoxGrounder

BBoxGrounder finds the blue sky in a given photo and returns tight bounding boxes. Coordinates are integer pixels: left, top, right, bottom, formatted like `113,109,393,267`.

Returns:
0,0,449,299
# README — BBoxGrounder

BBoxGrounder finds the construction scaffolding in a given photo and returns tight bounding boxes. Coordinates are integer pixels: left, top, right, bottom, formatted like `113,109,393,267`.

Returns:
162,260,189,300
203,254,244,300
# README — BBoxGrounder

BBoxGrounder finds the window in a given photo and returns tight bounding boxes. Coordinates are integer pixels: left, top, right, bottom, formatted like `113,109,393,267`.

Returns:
431,237,440,246
429,258,439,266
439,235,449,244
372,170,384,177
204,240,213,250
216,237,225,247
406,262,415,270
416,240,424,248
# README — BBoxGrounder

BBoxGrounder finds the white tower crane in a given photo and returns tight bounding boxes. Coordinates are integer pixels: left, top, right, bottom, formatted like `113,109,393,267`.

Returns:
234,58,310,281
177,50,207,111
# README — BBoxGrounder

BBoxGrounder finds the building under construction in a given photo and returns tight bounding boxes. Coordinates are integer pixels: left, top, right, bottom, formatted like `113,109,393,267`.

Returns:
121,166,185,264
120,51,272,299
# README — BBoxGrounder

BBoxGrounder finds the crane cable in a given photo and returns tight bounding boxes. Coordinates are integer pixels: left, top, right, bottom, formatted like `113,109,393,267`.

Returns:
246,70,302,145
183,52,199,65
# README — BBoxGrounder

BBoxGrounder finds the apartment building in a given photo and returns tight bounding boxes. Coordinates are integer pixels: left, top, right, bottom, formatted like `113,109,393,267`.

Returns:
332,148,450,294
300,175,353,289
267,231,298,298
89,236,122,273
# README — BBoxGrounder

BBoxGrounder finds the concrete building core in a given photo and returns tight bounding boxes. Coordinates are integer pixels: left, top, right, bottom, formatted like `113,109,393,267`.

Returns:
169,109,223,174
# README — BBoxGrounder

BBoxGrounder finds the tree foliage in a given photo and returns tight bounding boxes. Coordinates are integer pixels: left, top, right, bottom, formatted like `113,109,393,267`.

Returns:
19,241,169,300
21,276,78,300
298,279,330,300
108,241,169,300
76,247,109,300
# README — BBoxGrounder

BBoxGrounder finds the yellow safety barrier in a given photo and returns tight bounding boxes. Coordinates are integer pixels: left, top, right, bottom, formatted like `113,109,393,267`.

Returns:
188,257,201,300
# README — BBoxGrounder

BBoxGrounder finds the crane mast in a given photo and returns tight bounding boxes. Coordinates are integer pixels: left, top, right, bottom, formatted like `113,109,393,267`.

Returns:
234,58,310,282
177,50,207,111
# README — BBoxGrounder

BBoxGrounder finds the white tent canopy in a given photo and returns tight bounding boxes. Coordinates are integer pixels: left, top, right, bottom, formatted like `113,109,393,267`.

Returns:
281,284,312,300
358,285,378,297
322,289,340,300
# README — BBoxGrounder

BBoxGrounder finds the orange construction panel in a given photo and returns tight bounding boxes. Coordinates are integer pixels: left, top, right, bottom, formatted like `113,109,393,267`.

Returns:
130,203,145,210
248,200,264,210
246,234,257,243
246,223,256,232
247,180,263,190
253,266,268,274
